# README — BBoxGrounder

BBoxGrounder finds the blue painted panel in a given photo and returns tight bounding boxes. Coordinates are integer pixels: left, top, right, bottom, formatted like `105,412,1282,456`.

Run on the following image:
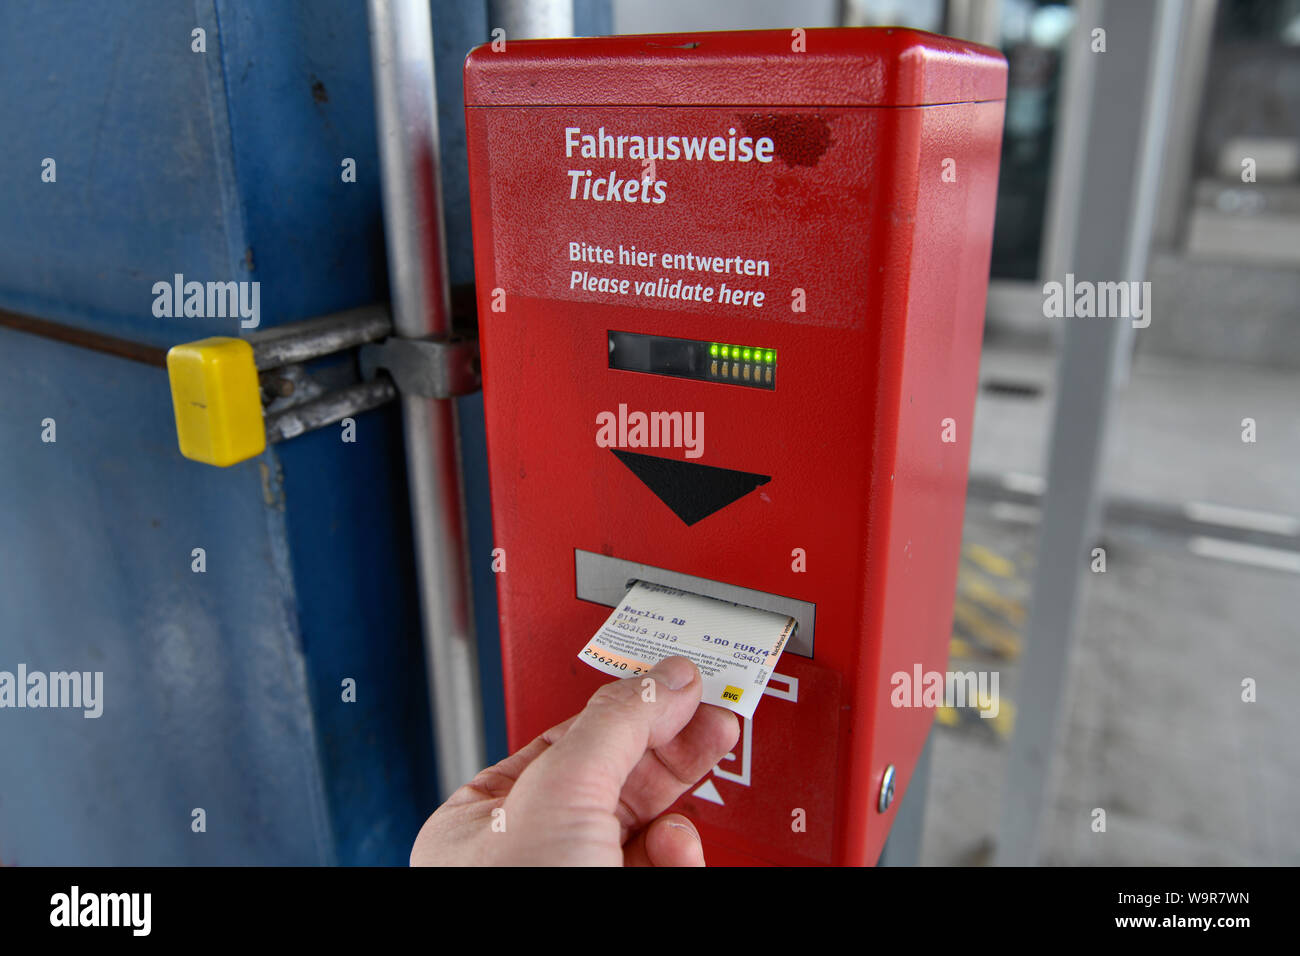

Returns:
273,411,439,865
210,0,464,855
210,0,391,324
0,0,514,864
0,0,437,865
0,2,248,346
576,0,614,36
0,329,332,865
433,1,491,288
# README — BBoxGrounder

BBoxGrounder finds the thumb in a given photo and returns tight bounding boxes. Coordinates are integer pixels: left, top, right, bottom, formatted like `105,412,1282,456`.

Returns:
512,656,703,819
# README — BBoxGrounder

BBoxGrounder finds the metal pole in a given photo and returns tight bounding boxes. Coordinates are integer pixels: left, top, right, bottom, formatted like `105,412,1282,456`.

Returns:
943,0,1003,47
994,0,1184,866
248,305,392,370
488,0,575,39
367,0,486,798
265,379,399,443
1114,0,1182,385
1152,0,1219,249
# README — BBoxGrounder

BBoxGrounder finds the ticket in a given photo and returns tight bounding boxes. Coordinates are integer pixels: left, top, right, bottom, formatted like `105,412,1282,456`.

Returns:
577,581,797,720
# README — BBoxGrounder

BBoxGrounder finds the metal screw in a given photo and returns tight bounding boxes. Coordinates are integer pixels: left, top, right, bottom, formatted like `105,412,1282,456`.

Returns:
878,764,896,812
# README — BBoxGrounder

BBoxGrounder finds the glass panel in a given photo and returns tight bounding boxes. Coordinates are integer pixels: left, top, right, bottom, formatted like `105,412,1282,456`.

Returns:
990,1,1075,280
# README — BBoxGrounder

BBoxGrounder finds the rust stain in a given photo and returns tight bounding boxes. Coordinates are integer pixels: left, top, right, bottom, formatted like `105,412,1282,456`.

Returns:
259,461,285,511
740,113,834,168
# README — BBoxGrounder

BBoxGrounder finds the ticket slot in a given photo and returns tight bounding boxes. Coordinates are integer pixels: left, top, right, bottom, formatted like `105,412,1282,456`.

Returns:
574,548,815,658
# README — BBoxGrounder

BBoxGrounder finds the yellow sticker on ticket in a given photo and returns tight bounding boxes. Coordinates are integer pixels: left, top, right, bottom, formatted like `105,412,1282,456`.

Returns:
577,581,797,720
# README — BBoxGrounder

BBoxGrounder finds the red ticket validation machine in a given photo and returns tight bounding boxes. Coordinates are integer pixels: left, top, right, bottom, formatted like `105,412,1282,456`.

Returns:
465,28,1006,865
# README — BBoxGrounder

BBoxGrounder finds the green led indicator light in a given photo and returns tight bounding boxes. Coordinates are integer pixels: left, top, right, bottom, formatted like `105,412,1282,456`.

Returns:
721,346,730,358
742,349,752,361
709,343,719,357
765,350,775,364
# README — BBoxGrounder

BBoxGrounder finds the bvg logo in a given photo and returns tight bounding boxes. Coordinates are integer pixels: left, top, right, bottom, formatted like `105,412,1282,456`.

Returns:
721,686,743,703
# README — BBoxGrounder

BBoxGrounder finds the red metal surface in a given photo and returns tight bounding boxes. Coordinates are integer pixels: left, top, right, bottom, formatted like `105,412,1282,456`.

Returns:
464,27,1006,108
465,28,1005,865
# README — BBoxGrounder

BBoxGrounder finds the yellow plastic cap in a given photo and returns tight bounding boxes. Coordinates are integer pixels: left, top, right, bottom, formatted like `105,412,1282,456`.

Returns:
166,337,265,467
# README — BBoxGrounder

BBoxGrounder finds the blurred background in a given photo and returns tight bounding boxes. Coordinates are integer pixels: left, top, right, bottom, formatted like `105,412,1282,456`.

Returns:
0,0,1296,865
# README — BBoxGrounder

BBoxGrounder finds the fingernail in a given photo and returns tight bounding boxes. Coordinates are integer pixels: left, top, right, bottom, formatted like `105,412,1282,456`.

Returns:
666,821,699,841
651,656,695,691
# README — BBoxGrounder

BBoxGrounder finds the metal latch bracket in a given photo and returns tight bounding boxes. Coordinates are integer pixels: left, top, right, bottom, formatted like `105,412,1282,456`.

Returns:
360,335,481,399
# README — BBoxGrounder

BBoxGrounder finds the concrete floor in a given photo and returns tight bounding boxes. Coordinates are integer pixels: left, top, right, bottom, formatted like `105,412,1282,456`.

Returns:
918,345,1300,866
971,344,1300,515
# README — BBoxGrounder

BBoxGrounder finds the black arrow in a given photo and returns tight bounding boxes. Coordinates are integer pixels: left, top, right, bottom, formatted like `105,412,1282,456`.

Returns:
612,450,771,526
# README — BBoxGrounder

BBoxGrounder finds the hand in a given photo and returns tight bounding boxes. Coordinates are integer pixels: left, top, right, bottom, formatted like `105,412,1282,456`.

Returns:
410,656,739,866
